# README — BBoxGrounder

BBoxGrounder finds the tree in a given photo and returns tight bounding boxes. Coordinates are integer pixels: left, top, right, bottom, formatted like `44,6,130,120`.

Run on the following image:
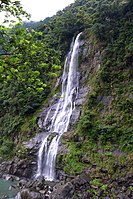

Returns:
0,0,30,23
0,24,61,136
0,1,61,136
0,25,61,90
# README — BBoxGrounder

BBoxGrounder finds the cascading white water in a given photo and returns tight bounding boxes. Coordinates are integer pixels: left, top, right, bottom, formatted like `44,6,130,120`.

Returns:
36,32,82,181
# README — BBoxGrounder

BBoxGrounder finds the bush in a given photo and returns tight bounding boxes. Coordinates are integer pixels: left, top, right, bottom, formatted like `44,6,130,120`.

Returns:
0,139,15,158
78,110,96,136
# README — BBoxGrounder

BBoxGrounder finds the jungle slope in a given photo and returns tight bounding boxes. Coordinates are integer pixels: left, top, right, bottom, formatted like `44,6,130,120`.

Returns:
55,0,133,198
0,0,133,198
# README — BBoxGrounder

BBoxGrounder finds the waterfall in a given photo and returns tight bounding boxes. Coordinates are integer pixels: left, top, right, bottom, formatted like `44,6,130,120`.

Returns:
36,32,82,181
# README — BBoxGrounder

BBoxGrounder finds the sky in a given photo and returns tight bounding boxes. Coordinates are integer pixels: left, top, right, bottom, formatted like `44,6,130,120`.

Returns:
21,0,75,21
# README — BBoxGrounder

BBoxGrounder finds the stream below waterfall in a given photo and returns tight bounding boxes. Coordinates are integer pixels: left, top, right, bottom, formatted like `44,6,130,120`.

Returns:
36,32,82,181
0,178,18,199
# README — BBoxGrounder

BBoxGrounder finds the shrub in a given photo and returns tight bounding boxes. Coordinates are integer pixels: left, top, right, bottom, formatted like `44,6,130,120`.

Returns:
0,139,15,158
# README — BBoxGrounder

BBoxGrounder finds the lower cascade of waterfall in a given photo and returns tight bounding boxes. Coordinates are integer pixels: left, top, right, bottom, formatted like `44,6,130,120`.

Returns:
36,32,82,181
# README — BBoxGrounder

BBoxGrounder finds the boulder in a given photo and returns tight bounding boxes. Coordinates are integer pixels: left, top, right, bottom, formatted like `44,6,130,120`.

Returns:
50,182,74,199
70,108,81,125
15,189,43,199
49,171,90,199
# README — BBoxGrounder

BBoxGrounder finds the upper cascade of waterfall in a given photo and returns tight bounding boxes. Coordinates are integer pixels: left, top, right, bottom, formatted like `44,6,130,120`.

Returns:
50,32,82,134
36,32,82,181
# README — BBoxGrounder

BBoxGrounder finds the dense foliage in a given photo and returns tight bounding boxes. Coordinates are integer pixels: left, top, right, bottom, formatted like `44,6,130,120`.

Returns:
0,0,132,158
0,24,61,136
0,1,61,155
76,0,133,152
55,3,133,195
0,0,30,23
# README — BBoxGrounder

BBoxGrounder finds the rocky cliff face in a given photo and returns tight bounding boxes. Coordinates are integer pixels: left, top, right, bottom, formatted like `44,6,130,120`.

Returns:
56,38,102,179
0,34,132,199
0,34,99,182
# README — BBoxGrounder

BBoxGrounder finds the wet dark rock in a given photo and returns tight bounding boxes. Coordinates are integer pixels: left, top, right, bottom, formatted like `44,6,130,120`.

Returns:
75,98,86,106
37,99,59,130
70,108,81,125
0,156,36,178
96,95,102,103
17,179,29,189
56,171,69,181
16,189,43,199
101,96,108,105
50,182,74,199
0,133,43,178
73,134,83,142
49,171,90,199
62,131,72,142
117,194,130,199
1,165,132,199
72,171,90,186
2,174,14,181
32,177,46,191
77,86,89,99
47,132,58,145
113,148,126,156
81,154,90,164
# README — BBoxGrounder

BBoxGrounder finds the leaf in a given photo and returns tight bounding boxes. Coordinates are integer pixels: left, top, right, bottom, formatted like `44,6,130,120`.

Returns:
52,64,62,70
36,87,44,92
49,72,58,77
0,66,4,72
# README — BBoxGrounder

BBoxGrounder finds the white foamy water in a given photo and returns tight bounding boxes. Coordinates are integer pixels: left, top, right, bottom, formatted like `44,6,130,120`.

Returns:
36,33,82,181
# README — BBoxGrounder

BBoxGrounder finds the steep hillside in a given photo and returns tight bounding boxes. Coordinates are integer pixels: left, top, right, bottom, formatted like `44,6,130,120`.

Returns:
55,1,133,197
0,0,133,198
56,31,132,198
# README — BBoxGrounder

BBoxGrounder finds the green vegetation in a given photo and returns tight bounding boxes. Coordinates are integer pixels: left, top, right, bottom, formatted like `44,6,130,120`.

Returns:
54,1,133,197
0,25,61,147
0,0,132,167
0,0,30,24
59,132,132,197
0,138,15,158
0,1,62,158
70,0,133,153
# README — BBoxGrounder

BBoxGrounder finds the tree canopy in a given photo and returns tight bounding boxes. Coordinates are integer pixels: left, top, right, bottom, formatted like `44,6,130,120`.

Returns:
0,0,30,23
0,1,61,137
